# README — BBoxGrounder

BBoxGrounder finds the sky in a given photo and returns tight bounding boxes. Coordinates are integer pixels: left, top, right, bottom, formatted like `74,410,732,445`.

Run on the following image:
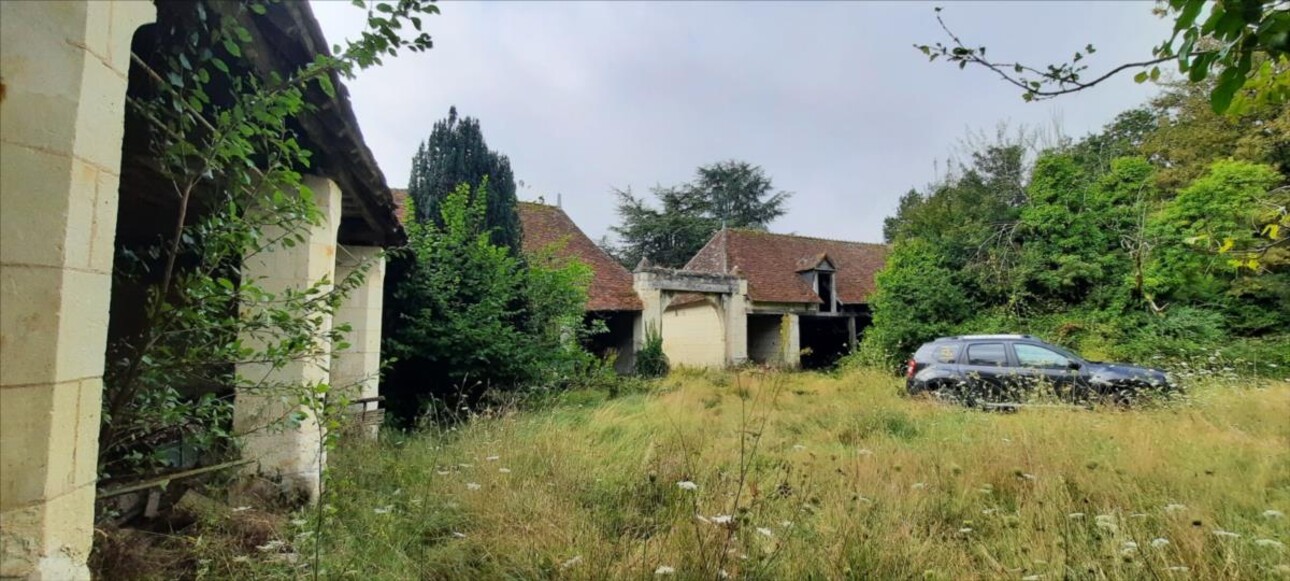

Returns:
312,1,1170,245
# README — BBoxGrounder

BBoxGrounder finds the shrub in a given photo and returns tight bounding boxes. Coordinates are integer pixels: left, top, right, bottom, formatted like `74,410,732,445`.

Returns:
634,324,669,378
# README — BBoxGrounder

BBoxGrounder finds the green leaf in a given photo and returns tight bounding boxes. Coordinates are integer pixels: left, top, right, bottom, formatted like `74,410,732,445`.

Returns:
1173,0,1204,32
318,75,336,99
1210,70,1242,113
250,2,267,15
223,38,241,58
1134,71,1149,83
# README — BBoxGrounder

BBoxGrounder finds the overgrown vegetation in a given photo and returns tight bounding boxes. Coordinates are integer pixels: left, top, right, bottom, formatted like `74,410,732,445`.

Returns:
383,183,601,422
100,0,435,483
859,75,1289,372
151,370,1289,579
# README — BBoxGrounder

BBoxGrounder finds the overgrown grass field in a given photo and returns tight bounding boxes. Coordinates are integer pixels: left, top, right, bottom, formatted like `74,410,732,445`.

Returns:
243,370,1286,579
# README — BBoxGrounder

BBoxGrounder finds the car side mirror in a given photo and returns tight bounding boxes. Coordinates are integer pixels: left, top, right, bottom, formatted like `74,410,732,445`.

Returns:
1068,361,1082,370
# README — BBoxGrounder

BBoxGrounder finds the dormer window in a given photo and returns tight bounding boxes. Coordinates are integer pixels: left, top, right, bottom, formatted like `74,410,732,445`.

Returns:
817,269,836,313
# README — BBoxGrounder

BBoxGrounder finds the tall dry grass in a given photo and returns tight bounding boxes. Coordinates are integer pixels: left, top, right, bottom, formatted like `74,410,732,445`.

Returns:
232,369,1288,579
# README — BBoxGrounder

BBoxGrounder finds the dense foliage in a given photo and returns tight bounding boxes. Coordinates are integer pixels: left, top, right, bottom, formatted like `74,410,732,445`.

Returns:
383,183,598,421
861,79,1289,372
608,160,790,268
407,107,522,253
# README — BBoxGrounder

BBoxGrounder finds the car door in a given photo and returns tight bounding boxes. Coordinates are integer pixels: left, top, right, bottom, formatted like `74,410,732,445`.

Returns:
959,342,1014,403
1010,342,1081,400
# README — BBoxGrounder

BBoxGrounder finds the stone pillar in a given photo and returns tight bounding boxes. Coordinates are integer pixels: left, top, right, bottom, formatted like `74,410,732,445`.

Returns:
233,176,341,502
847,316,858,352
0,2,154,578
632,271,666,354
331,245,385,439
724,280,749,366
781,314,801,368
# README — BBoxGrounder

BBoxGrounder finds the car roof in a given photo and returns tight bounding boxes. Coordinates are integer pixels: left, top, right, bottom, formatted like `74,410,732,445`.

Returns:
933,334,1037,341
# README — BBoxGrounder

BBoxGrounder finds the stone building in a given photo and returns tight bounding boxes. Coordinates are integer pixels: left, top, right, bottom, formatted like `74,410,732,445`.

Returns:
1,2,399,578
636,229,887,369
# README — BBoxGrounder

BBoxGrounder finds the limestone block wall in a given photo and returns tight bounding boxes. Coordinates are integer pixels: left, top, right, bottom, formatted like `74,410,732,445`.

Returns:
232,176,341,502
332,245,385,438
661,301,727,369
0,2,154,579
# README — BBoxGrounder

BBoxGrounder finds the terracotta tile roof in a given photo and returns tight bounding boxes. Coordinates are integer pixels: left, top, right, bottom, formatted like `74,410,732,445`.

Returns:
518,202,643,312
683,229,888,305
391,188,409,223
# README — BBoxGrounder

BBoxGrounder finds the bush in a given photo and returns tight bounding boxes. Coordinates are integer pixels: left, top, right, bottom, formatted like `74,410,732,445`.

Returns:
634,324,669,378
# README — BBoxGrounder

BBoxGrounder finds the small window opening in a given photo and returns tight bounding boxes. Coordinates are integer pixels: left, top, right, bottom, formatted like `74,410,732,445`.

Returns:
818,271,835,313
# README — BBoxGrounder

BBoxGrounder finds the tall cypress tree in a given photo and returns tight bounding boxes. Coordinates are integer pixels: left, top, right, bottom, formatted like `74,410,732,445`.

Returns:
407,107,522,253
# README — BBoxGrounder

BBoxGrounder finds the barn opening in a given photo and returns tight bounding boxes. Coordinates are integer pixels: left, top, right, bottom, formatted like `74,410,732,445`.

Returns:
798,316,851,369
584,311,638,373
747,314,784,365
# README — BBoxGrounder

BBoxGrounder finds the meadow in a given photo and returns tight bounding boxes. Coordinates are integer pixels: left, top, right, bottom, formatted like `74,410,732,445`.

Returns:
105,369,1284,578
160,369,1288,579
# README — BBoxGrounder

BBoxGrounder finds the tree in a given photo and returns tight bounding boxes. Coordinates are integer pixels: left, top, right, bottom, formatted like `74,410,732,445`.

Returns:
916,1,1290,112
608,160,790,268
384,182,595,420
408,107,522,253
857,238,971,365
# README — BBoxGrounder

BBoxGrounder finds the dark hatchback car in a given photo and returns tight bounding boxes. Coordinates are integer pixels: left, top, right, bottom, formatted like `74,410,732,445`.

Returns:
906,335,1174,405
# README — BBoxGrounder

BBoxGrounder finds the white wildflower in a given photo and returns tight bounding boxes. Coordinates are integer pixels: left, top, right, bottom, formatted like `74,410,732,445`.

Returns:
655,565,676,575
1020,473,1037,481
792,444,807,451
1264,509,1285,519
498,468,511,474
911,482,927,490
1164,503,1186,513
232,506,251,513
486,455,500,462
466,482,481,490
256,540,285,552
458,463,473,468
451,531,467,539
1022,576,1043,581
373,505,393,515
1151,538,1170,548
1254,539,1285,549
436,470,451,476
719,570,730,579
560,556,583,569
757,527,774,538
781,520,793,528
1130,513,1148,519
290,519,308,527
1095,515,1118,533
1121,541,1138,555
959,527,973,534
711,515,734,525
1213,529,1240,539
233,556,250,563
1067,513,1085,519
677,481,698,491
857,448,873,456
1167,566,1189,572
695,515,711,524
857,496,873,503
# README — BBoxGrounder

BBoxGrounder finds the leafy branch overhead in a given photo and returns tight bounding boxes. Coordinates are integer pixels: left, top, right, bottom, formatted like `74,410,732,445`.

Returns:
915,0,1290,112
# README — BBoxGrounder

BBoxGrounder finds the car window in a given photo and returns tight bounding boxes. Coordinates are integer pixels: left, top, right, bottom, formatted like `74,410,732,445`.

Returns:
966,343,1007,367
932,343,960,363
1014,344,1071,368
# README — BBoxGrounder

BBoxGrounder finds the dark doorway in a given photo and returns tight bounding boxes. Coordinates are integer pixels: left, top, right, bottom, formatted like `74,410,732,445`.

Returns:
584,311,639,373
799,316,851,369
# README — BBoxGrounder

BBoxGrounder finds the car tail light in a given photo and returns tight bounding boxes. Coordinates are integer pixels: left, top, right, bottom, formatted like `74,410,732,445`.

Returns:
906,359,917,379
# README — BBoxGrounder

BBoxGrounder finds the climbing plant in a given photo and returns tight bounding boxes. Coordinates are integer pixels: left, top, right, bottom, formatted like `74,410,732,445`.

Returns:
100,0,436,482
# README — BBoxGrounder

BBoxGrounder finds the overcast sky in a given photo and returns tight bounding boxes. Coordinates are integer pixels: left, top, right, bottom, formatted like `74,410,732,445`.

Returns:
312,1,1168,244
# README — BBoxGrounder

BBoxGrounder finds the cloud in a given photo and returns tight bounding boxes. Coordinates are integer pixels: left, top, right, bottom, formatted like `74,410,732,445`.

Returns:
313,1,1168,243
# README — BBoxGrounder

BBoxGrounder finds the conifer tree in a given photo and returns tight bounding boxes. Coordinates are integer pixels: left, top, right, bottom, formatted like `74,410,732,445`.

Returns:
408,107,522,253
